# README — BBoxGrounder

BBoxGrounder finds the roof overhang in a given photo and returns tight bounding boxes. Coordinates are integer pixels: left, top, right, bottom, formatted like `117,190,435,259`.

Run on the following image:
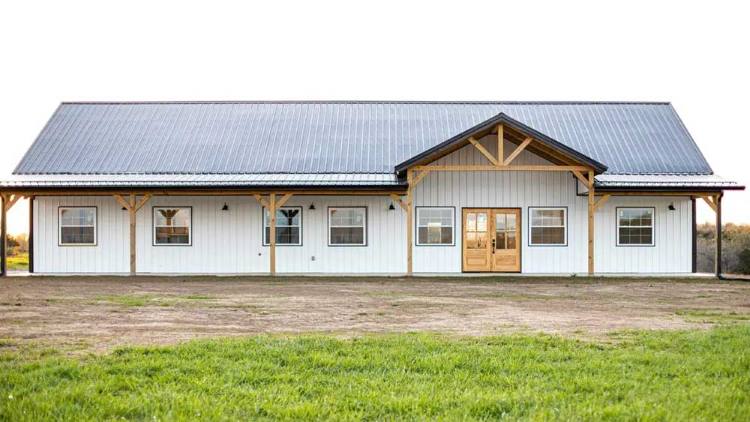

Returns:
395,113,608,175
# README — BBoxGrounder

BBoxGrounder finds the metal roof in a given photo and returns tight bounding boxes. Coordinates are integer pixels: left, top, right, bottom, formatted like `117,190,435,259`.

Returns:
595,174,743,190
13,101,713,176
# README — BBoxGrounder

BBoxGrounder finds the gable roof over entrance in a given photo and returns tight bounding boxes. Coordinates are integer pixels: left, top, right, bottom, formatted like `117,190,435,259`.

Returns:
14,101,711,175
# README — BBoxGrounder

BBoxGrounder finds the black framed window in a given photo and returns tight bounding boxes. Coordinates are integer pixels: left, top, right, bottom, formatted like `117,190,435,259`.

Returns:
416,207,454,245
59,207,96,245
617,207,654,246
153,207,192,245
328,207,366,246
529,207,567,246
263,207,302,246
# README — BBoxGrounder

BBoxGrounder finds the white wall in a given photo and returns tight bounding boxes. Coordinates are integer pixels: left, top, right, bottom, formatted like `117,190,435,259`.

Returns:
412,134,693,274
34,195,406,274
32,135,693,275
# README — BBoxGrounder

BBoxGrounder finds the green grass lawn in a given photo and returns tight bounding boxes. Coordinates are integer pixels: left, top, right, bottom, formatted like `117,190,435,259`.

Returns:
6,253,28,271
1,327,749,421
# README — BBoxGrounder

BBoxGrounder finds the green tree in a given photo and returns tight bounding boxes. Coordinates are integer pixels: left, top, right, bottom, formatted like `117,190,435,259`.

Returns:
737,248,750,275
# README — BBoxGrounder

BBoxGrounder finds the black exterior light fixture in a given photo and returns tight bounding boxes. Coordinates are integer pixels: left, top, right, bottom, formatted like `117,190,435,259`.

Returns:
389,203,396,211
309,203,316,210
221,203,229,211
668,203,676,211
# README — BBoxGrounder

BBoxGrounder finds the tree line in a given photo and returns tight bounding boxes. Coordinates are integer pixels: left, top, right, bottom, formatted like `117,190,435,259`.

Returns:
697,223,750,275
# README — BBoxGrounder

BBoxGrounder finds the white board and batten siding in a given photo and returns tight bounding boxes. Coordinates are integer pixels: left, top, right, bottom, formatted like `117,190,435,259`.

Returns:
411,134,692,274
34,195,406,274
32,135,692,275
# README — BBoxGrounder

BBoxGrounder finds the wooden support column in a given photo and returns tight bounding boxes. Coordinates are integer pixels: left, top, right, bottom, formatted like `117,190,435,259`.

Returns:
587,171,595,275
269,193,277,276
715,193,723,278
113,193,151,275
0,194,23,276
496,124,504,164
28,196,34,274
406,170,414,276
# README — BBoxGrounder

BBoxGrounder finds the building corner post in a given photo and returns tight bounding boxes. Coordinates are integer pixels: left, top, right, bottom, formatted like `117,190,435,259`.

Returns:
0,194,6,277
28,196,34,274
715,193,723,278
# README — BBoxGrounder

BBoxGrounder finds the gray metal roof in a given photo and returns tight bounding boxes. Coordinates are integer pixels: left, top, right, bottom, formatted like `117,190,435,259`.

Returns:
595,174,743,190
14,101,713,176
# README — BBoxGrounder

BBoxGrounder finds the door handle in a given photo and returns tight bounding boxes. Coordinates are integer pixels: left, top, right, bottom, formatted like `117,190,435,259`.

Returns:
491,238,496,253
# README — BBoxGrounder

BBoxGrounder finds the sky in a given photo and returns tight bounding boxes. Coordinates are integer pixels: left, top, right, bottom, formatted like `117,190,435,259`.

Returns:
1,0,748,235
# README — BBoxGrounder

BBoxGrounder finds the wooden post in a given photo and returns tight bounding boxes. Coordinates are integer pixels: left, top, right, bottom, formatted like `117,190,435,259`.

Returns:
113,193,151,275
28,196,34,274
691,197,697,273
0,195,6,277
587,171,595,275
129,194,137,275
269,193,276,276
497,124,504,165
406,170,414,276
715,193,723,278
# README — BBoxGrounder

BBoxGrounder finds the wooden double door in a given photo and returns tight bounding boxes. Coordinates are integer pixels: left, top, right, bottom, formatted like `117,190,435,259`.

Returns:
462,208,521,272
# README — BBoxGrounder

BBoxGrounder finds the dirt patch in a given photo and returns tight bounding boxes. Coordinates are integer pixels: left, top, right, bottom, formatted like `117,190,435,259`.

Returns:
1,276,748,352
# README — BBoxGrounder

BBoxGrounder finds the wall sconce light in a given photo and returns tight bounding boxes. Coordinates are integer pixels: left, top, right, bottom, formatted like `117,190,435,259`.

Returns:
309,204,316,210
121,207,127,211
221,203,229,211
388,203,396,211
668,203,676,211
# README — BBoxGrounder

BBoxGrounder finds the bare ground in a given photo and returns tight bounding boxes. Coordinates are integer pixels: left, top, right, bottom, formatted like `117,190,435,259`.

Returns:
1,276,749,352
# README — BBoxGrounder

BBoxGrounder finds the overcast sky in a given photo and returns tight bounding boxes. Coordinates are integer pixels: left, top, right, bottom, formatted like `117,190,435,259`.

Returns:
1,0,748,234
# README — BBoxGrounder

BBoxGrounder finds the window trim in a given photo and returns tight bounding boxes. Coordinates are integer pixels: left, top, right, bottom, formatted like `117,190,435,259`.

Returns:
58,206,98,247
152,206,193,247
262,206,303,247
616,207,656,247
327,206,368,247
415,206,456,246
528,206,568,247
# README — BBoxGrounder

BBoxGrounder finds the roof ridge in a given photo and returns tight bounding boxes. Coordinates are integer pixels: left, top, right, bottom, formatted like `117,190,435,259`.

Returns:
59,100,673,106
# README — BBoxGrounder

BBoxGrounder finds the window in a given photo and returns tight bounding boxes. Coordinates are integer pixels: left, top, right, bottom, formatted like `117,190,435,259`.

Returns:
263,207,302,246
59,207,96,245
328,207,367,246
529,207,567,246
153,207,192,245
416,207,454,245
617,207,654,246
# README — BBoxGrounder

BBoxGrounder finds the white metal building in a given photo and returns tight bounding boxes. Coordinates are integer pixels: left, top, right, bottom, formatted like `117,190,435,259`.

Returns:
0,101,743,276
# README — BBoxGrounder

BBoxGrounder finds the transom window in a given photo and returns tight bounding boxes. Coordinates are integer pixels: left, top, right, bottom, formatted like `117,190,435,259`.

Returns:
328,207,367,246
263,207,302,246
617,207,654,246
416,207,454,245
153,207,192,245
59,207,97,246
529,207,567,246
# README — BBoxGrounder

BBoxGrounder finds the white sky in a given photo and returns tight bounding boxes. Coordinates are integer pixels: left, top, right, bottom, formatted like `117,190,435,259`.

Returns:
1,0,748,235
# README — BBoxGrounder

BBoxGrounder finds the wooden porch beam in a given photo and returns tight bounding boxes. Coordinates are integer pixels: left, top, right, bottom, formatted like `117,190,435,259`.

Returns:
414,165,590,172
715,193,723,277
252,194,270,208
593,194,610,211
700,195,718,212
571,170,591,189
389,193,408,212
0,195,6,276
497,124,504,163
503,137,533,166
467,136,499,166
276,193,294,208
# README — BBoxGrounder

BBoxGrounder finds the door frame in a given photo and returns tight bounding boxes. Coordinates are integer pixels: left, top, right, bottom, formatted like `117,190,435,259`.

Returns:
461,207,522,273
